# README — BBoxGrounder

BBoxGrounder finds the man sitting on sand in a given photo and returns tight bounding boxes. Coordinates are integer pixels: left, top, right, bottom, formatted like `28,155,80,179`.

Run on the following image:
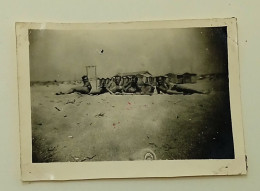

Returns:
106,75,123,94
140,83,155,95
123,76,142,94
56,75,92,95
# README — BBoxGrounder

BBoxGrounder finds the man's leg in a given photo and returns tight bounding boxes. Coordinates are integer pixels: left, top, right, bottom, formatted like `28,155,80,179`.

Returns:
56,86,90,95
182,88,207,94
64,88,76,94
56,88,75,95
174,85,208,95
89,89,103,95
166,90,183,95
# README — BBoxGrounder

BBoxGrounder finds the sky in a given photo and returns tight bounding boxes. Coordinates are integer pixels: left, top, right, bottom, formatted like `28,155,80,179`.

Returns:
29,27,228,81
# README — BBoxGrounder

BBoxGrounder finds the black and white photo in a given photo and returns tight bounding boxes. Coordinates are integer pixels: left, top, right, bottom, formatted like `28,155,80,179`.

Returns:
16,19,246,181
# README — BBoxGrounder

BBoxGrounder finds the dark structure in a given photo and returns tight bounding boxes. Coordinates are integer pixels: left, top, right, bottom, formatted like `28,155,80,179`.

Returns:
165,73,197,84
116,71,153,86
183,73,197,83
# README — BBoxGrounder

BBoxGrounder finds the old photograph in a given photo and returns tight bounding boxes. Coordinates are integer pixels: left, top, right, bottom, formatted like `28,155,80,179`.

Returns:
29,26,234,163
16,19,246,180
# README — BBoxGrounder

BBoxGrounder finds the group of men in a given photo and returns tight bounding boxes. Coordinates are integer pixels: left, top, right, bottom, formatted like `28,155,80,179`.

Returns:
56,75,207,96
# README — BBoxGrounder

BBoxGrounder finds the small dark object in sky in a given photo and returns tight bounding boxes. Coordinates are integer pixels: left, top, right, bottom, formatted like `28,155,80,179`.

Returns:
100,49,104,53
54,107,61,111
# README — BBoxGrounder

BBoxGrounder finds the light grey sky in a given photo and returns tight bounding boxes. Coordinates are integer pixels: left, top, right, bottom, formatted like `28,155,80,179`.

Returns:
29,27,228,81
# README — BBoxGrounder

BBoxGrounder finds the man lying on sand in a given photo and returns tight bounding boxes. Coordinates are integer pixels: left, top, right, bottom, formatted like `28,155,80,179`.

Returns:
56,75,92,95
171,84,208,95
156,76,208,95
156,76,182,95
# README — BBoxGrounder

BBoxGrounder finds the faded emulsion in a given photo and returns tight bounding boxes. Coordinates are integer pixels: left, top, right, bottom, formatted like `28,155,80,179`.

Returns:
28,27,234,163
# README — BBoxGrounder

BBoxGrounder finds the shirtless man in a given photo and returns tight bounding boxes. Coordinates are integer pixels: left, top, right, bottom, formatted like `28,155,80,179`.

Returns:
141,83,155,95
161,76,208,95
123,76,141,93
106,75,123,94
171,84,208,95
56,75,92,95
156,76,181,95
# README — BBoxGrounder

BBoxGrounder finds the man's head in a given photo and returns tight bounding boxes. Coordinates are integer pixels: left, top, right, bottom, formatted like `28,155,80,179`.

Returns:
82,75,89,83
157,76,164,85
131,76,138,83
114,75,121,85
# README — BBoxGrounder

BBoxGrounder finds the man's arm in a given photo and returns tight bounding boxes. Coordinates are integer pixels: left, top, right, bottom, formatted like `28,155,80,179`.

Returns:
123,82,131,92
105,82,115,94
86,82,92,90
158,85,168,94
106,88,114,94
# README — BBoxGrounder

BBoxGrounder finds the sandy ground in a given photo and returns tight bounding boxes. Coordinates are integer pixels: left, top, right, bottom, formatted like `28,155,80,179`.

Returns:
31,79,234,162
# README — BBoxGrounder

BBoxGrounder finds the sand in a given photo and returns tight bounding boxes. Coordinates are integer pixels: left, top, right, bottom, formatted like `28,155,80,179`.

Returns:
31,79,234,162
